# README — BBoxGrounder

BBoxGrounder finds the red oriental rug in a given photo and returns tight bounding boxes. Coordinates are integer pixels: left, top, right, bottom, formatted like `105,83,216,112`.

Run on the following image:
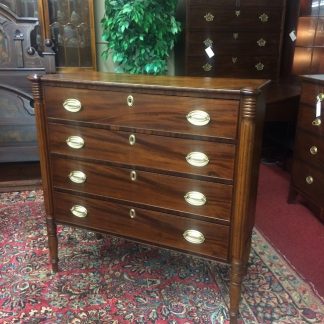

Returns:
0,190,323,323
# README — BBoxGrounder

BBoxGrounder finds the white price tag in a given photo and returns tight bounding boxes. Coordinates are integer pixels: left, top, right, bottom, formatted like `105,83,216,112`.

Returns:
205,46,215,58
316,98,321,118
289,30,297,42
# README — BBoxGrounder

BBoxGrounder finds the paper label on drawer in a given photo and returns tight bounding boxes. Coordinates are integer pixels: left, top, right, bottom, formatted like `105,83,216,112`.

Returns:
205,46,215,58
316,99,321,117
289,30,296,42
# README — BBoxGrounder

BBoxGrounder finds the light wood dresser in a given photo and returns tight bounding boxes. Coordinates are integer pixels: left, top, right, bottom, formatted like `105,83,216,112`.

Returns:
30,72,268,323
289,75,324,223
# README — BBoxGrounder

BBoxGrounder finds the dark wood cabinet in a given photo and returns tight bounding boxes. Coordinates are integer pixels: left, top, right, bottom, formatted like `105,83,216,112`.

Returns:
30,71,268,323
289,75,324,222
182,0,286,79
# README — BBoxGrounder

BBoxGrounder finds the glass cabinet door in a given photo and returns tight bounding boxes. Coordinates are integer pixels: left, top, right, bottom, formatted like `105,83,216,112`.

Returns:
0,0,39,18
38,0,96,70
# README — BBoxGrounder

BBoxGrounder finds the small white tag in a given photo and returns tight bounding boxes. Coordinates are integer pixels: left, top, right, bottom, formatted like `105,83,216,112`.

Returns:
205,46,215,58
289,30,297,42
316,99,321,117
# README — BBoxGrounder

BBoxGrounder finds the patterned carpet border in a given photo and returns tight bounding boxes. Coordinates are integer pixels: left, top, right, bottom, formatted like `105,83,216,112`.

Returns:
0,190,323,323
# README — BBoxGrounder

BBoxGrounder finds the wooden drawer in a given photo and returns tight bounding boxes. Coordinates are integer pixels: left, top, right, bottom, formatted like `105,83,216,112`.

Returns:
186,55,277,79
293,130,324,169
53,191,230,261
43,86,239,140
291,159,324,204
187,31,280,57
188,0,285,7
48,123,236,181
300,82,324,106
51,157,233,222
297,104,324,137
188,6,284,31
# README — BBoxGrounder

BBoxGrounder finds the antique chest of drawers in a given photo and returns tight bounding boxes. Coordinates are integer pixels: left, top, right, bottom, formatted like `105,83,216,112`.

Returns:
289,75,324,223
184,0,286,79
30,72,268,322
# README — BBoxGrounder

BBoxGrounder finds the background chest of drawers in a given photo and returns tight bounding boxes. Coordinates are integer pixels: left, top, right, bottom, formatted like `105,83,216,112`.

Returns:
183,0,286,79
31,72,268,322
289,75,324,223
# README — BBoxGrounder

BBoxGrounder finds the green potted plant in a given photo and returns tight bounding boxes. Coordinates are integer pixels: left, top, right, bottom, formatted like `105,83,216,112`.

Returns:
101,0,181,75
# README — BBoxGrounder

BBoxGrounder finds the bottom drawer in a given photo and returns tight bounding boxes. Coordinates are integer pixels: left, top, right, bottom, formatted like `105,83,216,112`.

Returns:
291,159,324,205
53,191,230,261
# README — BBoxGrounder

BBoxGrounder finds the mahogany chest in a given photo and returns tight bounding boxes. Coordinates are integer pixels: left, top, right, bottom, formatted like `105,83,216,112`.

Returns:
289,75,324,223
184,0,286,79
30,72,268,322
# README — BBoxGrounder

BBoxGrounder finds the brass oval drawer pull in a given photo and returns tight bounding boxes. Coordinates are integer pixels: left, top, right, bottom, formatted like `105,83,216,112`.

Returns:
306,176,314,184
186,110,210,126
63,98,82,112
129,134,136,145
310,146,318,155
186,152,209,167
70,205,88,218
127,95,134,107
184,191,207,206
259,13,269,23
183,229,205,244
129,208,136,219
317,93,324,102
130,170,137,181
66,136,85,149
69,170,87,184
312,118,321,126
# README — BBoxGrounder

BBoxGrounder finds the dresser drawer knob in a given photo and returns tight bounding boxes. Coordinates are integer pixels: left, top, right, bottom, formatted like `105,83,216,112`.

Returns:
66,136,85,149
70,205,88,218
69,170,87,184
312,118,321,126
186,110,210,126
129,208,136,219
63,98,82,112
257,38,266,47
127,95,134,107
306,176,314,185
186,152,209,167
130,170,137,181
204,12,214,22
255,62,264,71
310,146,318,155
184,191,207,206
129,134,136,145
183,229,205,244
259,13,269,23
202,63,212,72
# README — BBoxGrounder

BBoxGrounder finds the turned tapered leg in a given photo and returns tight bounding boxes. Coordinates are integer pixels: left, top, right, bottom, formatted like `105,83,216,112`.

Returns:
46,217,58,272
229,260,245,323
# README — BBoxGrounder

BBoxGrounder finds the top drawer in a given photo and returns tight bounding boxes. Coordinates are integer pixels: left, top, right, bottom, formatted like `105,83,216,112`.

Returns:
43,86,239,140
300,81,324,107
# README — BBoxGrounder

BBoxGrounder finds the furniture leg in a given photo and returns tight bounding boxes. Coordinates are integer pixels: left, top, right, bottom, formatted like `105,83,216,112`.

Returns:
46,217,58,272
229,260,244,323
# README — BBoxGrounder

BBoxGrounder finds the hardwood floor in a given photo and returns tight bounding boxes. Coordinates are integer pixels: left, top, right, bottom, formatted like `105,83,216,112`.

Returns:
0,162,41,192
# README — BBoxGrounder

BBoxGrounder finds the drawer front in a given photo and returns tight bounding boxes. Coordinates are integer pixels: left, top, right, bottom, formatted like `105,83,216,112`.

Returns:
51,157,233,222
48,123,236,181
188,0,285,7
186,55,277,79
187,31,280,57
291,159,324,205
297,104,324,137
44,87,239,140
294,131,324,169
188,6,284,31
300,82,324,106
53,191,230,261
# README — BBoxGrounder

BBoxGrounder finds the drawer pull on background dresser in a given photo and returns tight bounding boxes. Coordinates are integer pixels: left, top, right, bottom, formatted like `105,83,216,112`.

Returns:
312,118,321,126
70,205,88,218
129,134,136,145
183,229,205,244
310,146,318,155
204,12,214,22
259,13,269,23
184,191,207,206
255,62,264,71
306,176,314,185
127,95,134,107
66,136,85,149
63,98,82,112
257,38,266,47
69,170,87,184
130,170,137,181
186,152,209,167
129,209,136,219
186,110,210,126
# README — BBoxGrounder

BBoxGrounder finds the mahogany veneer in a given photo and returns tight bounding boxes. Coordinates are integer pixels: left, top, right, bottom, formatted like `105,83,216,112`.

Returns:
30,72,269,323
